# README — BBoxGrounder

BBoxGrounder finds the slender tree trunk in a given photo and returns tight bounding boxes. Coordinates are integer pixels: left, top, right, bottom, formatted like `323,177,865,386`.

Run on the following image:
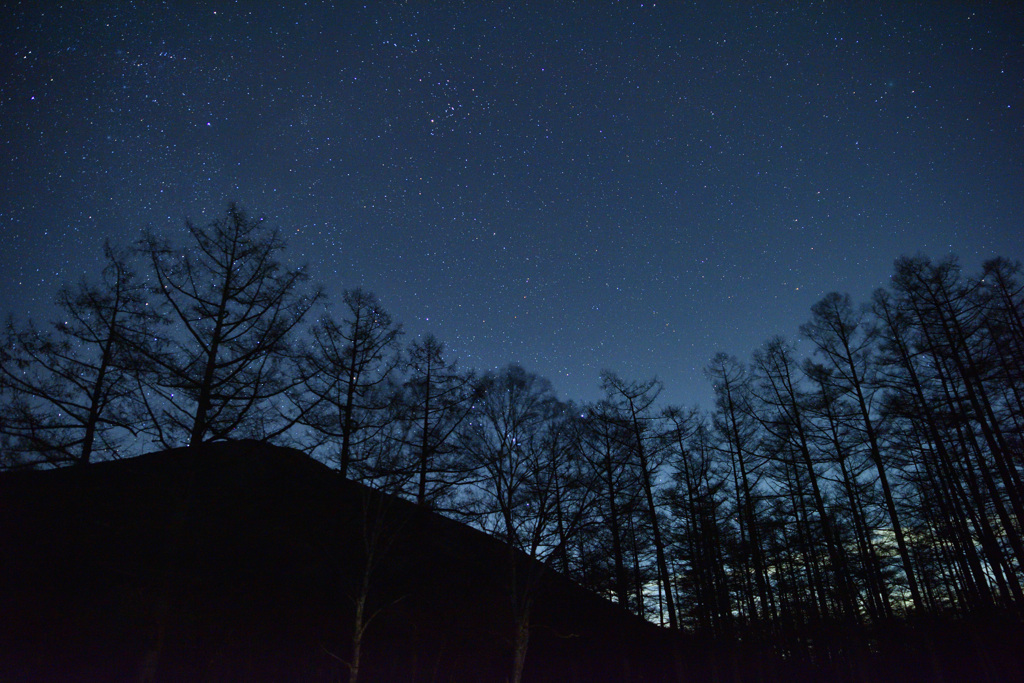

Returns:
602,447,629,608
628,514,646,614
509,598,532,683
188,295,231,446
417,362,433,506
918,433,992,609
624,404,678,629
349,590,366,683
724,397,774,622
81,332,116,464
838,458,886,621
730,450,757,622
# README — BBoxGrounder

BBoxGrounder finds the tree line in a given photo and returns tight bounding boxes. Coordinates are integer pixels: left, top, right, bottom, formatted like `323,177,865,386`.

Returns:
3,204,1022,657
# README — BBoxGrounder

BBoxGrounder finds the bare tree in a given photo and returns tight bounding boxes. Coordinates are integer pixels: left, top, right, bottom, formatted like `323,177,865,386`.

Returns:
801,292,923,612
663,407,733,632
139,204,320,447
399,334,474,508
599,371,679,630
459,365,594,683
298,288,402,478
875,260,1024,606
751,337,858,621
0,245,153,465
577,399,636,609
706,352,775,624
803,361,894,622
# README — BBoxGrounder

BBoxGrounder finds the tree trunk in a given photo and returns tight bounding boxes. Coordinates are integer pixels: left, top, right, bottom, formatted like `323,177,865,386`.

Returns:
509,599,532,683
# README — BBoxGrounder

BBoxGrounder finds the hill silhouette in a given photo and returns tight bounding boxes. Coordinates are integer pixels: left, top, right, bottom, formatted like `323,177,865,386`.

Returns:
5,440,1021,682
0,440,702,682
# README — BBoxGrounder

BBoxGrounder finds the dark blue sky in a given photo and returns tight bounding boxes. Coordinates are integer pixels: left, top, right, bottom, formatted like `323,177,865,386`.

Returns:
2,2,1021,409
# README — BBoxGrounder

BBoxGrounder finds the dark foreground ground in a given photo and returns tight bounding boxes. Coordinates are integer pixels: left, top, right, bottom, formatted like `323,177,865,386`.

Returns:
1,441,1021,682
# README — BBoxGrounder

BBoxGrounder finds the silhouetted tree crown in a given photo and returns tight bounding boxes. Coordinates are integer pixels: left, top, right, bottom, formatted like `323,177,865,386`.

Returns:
138,204,321,446
0,244,155,466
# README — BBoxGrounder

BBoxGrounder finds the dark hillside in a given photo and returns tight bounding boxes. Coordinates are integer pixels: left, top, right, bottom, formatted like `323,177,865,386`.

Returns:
5,441,1017,682
0,440,693,682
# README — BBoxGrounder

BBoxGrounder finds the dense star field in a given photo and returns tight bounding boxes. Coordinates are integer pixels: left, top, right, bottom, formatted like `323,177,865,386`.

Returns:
1,2,1021,407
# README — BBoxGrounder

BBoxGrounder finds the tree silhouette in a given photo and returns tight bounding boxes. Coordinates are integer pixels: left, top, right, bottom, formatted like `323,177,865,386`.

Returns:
297,288,402,479
663,407,733,633
706,353,775,624
139,204,320,447
801,292,922,613
751,337,858,621
0,245,154,466
458,364,594,683
6,227,1024,675
802,361,894,621
399,334,474,508
577,398,637,609
876,257,1024,606
599,371,679,629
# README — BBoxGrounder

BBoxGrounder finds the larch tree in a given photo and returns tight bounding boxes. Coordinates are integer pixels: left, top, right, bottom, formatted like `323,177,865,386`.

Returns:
801,291,924,612
298,288,402,479
751,337,858,621
577,398,637,609
706,352,775,623
400,334,475,508
458,364,592,683
663,407,732,632
802,361,894,621
879,258,1024,600
139,204,320,447
599,371,679,630
0,245,154,466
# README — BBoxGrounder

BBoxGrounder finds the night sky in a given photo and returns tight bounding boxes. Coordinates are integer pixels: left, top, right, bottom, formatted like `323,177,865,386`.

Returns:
2,2,1021,409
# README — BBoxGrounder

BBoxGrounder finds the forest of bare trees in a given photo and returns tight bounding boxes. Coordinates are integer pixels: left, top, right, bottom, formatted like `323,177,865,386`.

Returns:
3,206,1023,673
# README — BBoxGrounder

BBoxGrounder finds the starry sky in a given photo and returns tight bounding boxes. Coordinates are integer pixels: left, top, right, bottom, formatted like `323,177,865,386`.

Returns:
2,2,1022,409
